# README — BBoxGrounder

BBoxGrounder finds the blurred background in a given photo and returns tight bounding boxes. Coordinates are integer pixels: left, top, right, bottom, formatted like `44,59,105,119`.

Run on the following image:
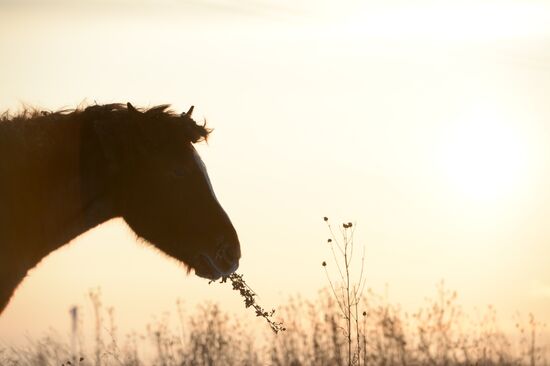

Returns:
0,0,549,348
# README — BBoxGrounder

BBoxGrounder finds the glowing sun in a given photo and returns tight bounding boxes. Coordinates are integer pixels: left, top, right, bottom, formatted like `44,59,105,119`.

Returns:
440,108,527,200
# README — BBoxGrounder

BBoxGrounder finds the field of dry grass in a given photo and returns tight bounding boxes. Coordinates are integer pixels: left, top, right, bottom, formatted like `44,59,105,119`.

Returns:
0,284,547,366
1,220,548,365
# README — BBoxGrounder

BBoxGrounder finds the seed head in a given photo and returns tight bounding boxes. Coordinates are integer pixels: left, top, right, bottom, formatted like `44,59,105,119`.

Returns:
322,261,327,267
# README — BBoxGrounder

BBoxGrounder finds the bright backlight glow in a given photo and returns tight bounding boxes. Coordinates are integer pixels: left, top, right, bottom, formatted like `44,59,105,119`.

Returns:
335,2,550,41
440,108,527,200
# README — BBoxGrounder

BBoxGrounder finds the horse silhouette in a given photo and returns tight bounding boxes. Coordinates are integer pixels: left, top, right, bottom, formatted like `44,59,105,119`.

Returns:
0,103,240,313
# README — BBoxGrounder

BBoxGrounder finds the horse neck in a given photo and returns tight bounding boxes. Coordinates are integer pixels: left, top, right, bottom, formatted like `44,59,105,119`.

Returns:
0,116,115,277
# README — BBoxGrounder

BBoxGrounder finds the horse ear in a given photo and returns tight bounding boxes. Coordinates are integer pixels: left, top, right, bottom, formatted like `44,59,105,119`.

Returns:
182,105,194,118
127,102,137,113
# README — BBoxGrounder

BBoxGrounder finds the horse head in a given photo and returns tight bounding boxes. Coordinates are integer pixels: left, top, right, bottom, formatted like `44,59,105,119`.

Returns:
92,103,240,280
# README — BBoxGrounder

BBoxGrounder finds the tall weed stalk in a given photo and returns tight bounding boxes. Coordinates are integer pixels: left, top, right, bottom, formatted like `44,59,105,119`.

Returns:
322,217,368,366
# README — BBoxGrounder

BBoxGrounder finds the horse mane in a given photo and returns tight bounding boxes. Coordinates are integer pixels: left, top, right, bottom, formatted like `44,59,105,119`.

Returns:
0,103,212,144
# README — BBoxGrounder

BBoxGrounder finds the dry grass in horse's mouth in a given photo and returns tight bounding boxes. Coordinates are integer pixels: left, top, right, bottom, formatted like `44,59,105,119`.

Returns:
210,273,286,334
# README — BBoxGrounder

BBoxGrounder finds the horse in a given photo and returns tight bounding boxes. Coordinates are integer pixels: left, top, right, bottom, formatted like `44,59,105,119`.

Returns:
0,102,241,313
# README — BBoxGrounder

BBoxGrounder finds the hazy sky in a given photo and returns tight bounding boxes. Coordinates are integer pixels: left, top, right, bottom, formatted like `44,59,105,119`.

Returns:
0,0,549,345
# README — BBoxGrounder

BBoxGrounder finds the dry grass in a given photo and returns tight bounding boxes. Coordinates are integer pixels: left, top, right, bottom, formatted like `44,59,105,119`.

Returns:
1,220,548,365
210,273,286,334
0,286,548,366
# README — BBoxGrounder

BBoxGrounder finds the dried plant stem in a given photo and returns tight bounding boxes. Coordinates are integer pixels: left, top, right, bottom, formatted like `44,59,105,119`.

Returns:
89,288,103,366
322,217,367,366
211,273,286,334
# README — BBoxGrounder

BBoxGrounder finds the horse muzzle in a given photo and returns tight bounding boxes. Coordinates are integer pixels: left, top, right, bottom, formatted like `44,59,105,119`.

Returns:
194,238,240,280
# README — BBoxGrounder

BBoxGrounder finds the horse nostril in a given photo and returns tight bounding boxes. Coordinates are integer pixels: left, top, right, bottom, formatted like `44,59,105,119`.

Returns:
222,248,238,264
215,241,239,266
